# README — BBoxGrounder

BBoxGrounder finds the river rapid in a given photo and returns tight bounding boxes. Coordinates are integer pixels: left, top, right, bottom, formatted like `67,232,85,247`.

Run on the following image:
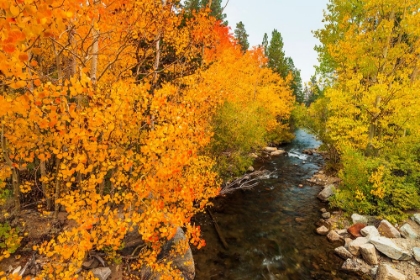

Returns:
192,129,358,280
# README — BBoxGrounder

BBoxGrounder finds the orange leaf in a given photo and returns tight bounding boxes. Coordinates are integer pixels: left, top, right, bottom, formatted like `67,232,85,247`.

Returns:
3,44,15,53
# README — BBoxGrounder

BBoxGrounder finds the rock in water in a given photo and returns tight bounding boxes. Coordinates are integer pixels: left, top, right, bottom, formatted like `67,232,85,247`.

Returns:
321,212,331,219
369,236,412,261
316,226,329,235
90,267,112,280
334,246,353,260
341,258,371,275
377,220,401,238
263,147,277,152
270,149,285,156
376,264,406,280
399,223,418,239
317,185,336,201
327,230,341,242
359,243,378,265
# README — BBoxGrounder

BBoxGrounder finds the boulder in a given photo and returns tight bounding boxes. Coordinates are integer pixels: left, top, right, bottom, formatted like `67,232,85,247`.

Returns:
334,246,353,260
376,264,406,280
351,213,368,225
359,243,378,265
348,223,366,238
336,229,348,235
90,267,112,280
369,236,412,261
341,258,371,275
270,149,285,156
317,185,336,201
316,226,329,236
263,147,277,152
344,238,353,249
248,166,255,172
327,230,342,242
399,223,418,239
249,153,258,159
413,247,420,263
320,208,327,213
412,213,420,225
159,228,195,280
348,237,369,256
378,220,401,238
360,225,380,240
321,212,331,219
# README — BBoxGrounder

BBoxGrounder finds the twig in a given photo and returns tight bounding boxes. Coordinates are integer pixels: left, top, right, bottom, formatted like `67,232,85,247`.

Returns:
207,209,228,250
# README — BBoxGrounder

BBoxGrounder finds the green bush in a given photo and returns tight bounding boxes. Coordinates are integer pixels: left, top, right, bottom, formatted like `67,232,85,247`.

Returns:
330,147,420,222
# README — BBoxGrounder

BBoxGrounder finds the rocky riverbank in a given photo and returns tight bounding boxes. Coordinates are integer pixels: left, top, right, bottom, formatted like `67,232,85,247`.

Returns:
310,168,420,279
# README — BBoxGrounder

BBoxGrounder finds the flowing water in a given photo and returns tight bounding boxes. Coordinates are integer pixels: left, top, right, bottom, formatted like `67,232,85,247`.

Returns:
192,129,358,280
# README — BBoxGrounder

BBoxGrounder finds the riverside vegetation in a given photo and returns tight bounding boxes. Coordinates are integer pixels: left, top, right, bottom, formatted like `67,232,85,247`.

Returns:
1,0,420,279
0,0,295,279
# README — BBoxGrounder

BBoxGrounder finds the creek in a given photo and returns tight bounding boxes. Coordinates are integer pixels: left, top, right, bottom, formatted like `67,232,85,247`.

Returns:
192,129,358,280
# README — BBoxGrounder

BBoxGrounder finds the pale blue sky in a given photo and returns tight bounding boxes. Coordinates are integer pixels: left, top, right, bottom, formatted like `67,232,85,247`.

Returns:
223,0,329,84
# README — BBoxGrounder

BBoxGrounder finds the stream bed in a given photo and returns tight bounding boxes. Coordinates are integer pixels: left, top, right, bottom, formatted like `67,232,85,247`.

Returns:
192,129,358,280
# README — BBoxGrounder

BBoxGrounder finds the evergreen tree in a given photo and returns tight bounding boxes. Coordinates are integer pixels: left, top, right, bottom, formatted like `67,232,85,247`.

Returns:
234,21,249,53
285,57,303,103
262,33,268,55
184,0,201,12
266,29,288,78
200,0,227,24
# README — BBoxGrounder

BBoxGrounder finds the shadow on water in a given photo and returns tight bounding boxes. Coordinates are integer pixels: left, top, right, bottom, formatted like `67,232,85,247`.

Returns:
192,130,358,280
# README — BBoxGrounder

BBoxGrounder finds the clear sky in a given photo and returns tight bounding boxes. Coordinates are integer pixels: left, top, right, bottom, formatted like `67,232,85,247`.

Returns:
223,0,329,84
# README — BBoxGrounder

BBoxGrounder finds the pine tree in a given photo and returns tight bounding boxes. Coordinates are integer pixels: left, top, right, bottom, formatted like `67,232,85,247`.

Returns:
285,57,303,103
234,21,249,53
201,0,227,24
262,33,268,55
266,29,288,78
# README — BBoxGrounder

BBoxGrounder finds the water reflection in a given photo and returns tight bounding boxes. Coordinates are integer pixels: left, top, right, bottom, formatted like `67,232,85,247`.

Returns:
192,130,358,280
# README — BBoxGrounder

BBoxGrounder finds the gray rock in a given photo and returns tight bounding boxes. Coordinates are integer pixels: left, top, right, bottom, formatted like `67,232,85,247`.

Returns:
334,246,353,260
82,258,99,269
270,149,285,156
348,237,369,256
341,258,371,275
344,238,353,249
370,265,378,277
263,147,277,152
351,213,368,225
376,264,406,280
327,230,342,242
316,226,329,236
90,267,111,280
159,228,195,280
359,243,378,265
412,213,420,225
336,229,348,235
322,212,331,219
413,247,420,263
378,220,401,238
317,185,336,201
249,153,258,159
369,236,412,261
400,223,418,239
360,225,380,240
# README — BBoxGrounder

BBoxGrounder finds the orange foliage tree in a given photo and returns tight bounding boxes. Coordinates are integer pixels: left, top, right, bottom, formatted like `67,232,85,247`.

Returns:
0,0,294,278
